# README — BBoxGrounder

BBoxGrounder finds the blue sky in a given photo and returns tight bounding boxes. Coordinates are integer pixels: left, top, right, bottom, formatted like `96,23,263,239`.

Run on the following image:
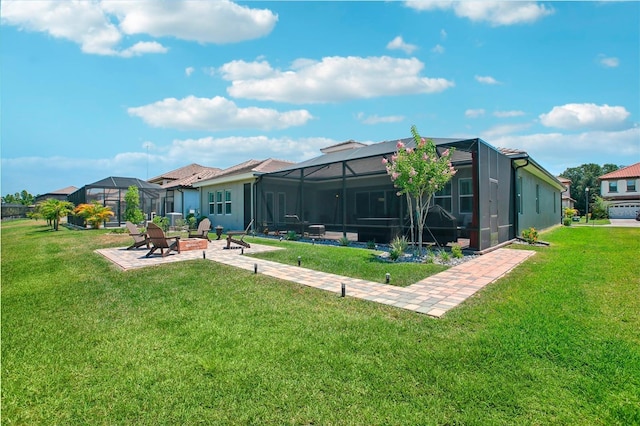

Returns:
2,0,639,196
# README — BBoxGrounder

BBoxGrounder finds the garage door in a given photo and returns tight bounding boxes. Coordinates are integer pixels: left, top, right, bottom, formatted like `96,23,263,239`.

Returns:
608,203,640,219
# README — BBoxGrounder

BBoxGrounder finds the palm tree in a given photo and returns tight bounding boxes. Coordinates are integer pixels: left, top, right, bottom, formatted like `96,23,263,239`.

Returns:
73,202,114,229
37,199,75,231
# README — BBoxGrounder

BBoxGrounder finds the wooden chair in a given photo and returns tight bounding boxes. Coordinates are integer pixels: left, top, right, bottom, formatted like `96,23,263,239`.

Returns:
226,219,254,249
145,223,180,258
188,218,211,241
126,221,149,250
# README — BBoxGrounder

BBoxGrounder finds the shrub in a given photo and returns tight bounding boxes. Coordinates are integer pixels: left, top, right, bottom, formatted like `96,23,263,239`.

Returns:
388,236,409,261
564,207,577,218
152,216,169,232
438,250,450,264
366,240,377,250
590,196,610,219
286,230,298,241
563,217,572,226
73,202,114,229
424,248,435,264
123,186,145,224
521,227,539,244
338,236,350,247
451,244,463,259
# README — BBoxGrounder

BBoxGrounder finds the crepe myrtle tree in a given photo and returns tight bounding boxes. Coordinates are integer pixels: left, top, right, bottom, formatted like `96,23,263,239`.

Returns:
383,125,456,254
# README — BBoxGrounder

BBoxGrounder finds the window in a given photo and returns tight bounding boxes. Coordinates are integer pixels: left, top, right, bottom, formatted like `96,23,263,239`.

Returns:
216,191,223,215
536,184,540,214
459,178,473,214
627,180,636,192
225,190,232,214
609,181,618,193
208,192,215,215
434,182,452,212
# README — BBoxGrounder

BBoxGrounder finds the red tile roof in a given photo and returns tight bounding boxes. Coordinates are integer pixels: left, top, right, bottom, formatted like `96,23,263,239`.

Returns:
599,162,640,180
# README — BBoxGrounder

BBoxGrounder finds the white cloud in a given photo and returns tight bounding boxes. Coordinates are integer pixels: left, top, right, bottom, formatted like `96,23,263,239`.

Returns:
387,36,418,54
185,67,195,77
489,127,640,175
1,0,122,55
119,41,168,58
102,0,277,44
407,1,554,26
1,135,340,195
203,67,217,77
440,29,447,40
224,56,455,104
599,55,619,68
539,103,631,130
219,60,277,80
357,113,405,125
128,96,313,131
465,109,485,118
494,110,526,118
475,75,500,85
0,0,277,56
432,44,445,54
481,123,532,138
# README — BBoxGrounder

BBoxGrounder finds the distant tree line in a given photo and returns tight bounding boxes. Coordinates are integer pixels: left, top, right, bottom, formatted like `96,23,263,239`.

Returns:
559,163,620,215
2,190,36,205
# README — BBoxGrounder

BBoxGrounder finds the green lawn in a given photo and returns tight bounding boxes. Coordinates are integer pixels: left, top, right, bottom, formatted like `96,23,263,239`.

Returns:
2,220,639,424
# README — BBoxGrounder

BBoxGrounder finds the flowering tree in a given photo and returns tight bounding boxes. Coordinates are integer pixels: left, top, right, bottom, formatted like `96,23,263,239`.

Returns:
383,125,456,253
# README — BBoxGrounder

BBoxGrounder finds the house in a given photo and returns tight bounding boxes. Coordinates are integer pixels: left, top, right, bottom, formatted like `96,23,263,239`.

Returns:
34,186,78,204
255,137,564,252
67,177,163,227
598,162,640,219
148,164,221,218
192,159,294,232
556,177,575,212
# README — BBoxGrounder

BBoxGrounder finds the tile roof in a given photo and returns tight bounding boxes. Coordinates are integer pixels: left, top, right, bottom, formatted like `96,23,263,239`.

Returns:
46,186,78,195
599,162,640,180
148,164,220,183
214,158,294,178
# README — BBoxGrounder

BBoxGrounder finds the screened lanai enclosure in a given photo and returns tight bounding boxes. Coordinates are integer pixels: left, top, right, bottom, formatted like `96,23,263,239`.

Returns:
255,138,518,252
67,177,162,228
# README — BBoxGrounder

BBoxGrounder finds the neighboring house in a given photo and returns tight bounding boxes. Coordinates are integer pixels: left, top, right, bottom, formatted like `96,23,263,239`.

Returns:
256,138,564,252
192,159,294,232
598,162,640,219
67,177,163,227
557,177,575,212
34,186,78,204
148,164,221,218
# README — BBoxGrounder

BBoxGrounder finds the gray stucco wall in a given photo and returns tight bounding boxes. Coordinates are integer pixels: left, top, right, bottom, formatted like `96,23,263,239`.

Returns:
516,168,561,235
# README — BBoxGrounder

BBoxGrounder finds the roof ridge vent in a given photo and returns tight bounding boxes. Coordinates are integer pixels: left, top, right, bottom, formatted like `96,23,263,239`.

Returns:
320,140,367,154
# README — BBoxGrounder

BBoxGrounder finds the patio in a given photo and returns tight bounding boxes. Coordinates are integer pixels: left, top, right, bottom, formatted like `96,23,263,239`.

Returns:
96,239,534,318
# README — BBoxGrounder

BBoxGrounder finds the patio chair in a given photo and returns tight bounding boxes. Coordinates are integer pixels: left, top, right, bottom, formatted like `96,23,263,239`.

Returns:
126,221,149,250
226,219,254,249
145,223,180,258
188,218,211,241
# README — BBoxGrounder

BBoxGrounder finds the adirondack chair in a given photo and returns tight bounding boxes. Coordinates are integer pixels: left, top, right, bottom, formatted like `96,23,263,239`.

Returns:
226,219,254,249
145,223,180,257
188,218,211,241
126,221,149,250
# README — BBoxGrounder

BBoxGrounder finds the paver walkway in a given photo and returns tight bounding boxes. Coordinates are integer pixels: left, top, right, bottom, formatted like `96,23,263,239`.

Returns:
96,240,535,318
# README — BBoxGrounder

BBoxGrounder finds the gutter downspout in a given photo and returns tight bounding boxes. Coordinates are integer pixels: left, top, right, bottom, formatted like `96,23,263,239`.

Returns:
513,159,529,238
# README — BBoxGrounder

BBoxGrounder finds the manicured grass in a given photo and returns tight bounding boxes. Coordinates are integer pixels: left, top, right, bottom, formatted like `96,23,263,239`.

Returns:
2,220,639,424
